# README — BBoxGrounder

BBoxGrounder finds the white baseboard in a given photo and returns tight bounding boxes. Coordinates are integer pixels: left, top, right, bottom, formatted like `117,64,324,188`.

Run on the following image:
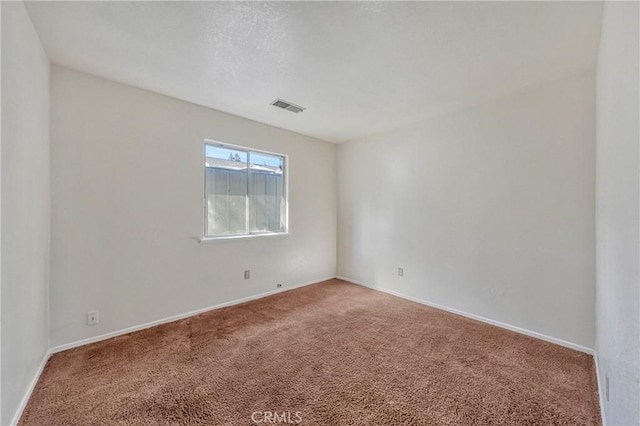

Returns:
336,275,595,355
594,353,607,425
50,276,336,354
10,350,51,426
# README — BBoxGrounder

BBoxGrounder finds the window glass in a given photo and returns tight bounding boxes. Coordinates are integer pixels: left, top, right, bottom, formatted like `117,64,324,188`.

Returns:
249,152,285,233
205,145,248,236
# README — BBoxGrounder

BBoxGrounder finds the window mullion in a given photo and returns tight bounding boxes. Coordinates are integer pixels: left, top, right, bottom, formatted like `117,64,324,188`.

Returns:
246,151,251,235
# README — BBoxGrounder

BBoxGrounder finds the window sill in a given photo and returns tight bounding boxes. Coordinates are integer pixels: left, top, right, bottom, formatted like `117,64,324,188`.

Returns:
199,232,290,243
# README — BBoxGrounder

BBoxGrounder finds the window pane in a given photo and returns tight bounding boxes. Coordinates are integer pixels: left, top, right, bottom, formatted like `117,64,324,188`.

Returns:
205,145,248,236
249,151,285,233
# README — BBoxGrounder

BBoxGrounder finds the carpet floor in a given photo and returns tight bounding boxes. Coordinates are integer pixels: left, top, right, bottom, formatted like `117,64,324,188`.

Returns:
20,279,601,425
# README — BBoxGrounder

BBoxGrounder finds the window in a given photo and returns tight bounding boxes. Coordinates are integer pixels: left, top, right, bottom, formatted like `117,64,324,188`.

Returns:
204,141,287,238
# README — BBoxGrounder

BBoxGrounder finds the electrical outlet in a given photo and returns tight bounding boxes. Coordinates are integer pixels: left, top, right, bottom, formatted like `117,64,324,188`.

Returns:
277,283,283,288
397,267,404,277
605,374,610,402
244,270,250,280
87,311,99,326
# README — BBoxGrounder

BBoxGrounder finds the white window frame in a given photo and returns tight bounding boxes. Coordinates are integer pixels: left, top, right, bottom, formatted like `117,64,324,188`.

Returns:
200,140,289,242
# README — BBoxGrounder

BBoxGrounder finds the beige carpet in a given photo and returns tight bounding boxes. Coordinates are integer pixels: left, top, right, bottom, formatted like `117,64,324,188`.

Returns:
20,279,601,425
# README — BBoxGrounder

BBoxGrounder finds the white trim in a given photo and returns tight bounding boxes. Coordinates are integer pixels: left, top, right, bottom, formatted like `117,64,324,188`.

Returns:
336,275,595,355
50,276,335,354
10,350,51,426
594,353,607,425
199,232,290,243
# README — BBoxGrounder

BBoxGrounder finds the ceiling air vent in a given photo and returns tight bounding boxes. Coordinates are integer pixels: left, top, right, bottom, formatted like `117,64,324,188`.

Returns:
271,98,306,114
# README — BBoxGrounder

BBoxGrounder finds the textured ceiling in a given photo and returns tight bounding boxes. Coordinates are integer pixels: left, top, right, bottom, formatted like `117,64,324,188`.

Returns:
25,1,603,143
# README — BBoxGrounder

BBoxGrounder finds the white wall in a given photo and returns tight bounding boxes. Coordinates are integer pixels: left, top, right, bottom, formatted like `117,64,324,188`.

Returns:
49,66,337,348
595,2,640,424
338,72,596,348
1,2,51,425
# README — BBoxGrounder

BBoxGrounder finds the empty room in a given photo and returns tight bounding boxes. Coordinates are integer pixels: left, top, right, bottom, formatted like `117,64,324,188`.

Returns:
2,1,639,425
